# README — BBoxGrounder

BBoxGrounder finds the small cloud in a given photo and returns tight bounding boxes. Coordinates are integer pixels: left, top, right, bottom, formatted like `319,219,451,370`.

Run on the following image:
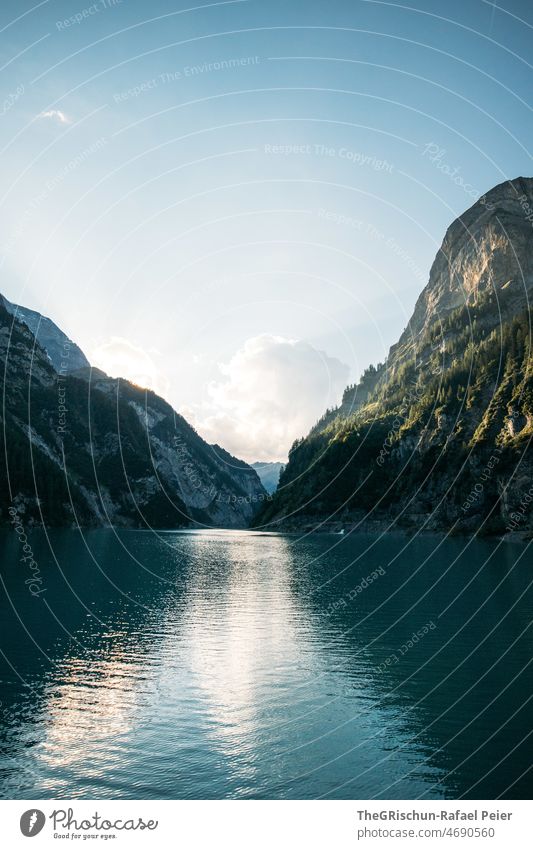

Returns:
38,109,71,125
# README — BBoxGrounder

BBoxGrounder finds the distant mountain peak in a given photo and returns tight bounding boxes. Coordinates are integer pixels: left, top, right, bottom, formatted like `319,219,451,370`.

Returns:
394,175,533,356
251,461,285,494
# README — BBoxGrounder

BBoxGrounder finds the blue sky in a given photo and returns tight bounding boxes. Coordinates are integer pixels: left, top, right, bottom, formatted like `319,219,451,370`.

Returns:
0,0,531,460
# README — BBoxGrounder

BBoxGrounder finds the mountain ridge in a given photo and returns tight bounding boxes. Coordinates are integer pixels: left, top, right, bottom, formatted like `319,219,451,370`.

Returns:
0,294,90,373
0,297,266,528
255,177,533,537
251,461,285,494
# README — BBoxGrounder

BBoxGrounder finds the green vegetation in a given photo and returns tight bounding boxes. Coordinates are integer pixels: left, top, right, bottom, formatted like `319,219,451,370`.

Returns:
255,299,532,535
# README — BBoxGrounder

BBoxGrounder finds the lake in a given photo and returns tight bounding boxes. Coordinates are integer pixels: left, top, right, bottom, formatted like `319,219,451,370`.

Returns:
0,528,531,800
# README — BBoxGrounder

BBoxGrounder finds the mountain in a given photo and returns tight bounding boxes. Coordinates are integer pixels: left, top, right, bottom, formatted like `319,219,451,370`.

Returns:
251,461,285,494
0,294,90,373
0,299,266,528
255,177,533,538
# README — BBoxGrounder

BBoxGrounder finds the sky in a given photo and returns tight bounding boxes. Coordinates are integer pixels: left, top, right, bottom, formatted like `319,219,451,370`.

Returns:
0,0,531,462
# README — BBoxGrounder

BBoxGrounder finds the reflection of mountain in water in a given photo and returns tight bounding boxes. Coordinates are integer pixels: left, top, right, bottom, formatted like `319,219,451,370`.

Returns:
300,532,533,799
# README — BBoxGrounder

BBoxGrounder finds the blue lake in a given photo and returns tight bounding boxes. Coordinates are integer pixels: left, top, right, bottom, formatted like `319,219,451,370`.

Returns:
0,528,531,799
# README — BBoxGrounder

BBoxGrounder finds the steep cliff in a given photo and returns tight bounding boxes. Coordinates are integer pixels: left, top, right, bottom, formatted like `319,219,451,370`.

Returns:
0,300,266,528
255,177,533,537
251,461,284,494
0,294,90,373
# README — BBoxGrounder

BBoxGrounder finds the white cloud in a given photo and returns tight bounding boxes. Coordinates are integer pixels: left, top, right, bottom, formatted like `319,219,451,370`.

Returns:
38,109,71,125
91,336,170,398
185,335,350,463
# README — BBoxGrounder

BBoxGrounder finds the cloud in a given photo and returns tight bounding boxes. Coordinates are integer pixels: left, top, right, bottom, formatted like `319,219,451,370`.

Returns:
185,335,350,463
91,336,170,398
38,109,71,125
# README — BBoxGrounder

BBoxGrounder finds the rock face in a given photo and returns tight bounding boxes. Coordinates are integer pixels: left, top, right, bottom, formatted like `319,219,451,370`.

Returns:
0,295,90,373
390,177,533,367
256,177,533,538
251,461,284,494
0,298,266,528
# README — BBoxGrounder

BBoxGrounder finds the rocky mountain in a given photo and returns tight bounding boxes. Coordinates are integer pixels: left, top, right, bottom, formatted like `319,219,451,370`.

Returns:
255,177,533,538
251,461,285,494
0,294,90,373
0,299,266,528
